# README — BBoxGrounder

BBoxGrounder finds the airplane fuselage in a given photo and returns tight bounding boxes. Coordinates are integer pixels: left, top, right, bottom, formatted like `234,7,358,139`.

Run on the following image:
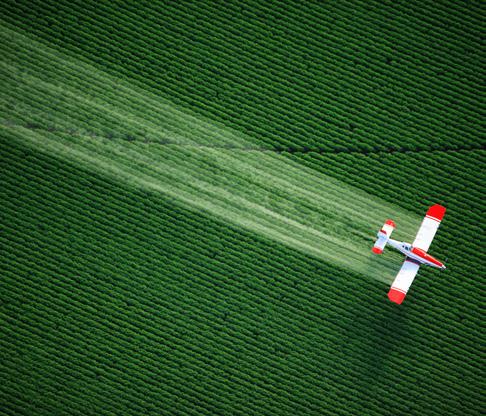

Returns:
387,238,446,269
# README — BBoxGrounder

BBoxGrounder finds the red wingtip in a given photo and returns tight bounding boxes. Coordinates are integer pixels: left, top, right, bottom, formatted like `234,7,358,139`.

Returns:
372,247,383,254
388,288,406,304
426,204,446,221
385,219,396,228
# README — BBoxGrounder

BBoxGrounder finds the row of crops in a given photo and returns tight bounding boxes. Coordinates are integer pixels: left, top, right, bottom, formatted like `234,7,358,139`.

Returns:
2,15,482,284
2,129,482,415
0,135,398,415
1,0,484,414
1,24,422,283
1,117,483,413
1,0,482,155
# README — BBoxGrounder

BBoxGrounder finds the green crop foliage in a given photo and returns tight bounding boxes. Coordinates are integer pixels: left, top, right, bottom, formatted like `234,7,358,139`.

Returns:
0,1,483,415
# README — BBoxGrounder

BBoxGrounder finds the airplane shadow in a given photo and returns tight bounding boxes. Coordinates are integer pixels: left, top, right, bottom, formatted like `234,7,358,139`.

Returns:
339,296,411,412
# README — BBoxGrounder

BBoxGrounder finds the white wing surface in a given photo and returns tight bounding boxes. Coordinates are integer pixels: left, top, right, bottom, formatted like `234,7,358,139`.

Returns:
412,204,446,252
388,260,420,304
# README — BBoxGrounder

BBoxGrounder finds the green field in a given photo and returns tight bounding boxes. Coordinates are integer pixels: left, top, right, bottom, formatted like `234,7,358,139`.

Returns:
0,1,484,415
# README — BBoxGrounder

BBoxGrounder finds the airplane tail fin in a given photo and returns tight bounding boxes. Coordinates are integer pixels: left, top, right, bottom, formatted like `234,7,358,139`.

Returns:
372,220,395,254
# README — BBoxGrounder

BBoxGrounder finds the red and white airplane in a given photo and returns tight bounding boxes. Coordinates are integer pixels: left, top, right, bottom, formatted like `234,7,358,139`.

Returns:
372,204,446,304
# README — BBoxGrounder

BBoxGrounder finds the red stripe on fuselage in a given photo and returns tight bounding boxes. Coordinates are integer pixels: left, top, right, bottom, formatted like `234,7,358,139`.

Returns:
411,247,443,267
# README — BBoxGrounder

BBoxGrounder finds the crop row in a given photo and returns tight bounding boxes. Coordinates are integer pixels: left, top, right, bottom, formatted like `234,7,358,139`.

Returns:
2,19,482,185
2,140,483,414
0,213,468,416
1,214,372,412
1,1,481,154
0,144,380,412
19,0,483,110
1,135,482,408
300,150,484,234
2,122,482,326
3,48,480,258
1,47,410,280
0,96,480,284
1,1,483,414
0,120,470,302
0,70,480,316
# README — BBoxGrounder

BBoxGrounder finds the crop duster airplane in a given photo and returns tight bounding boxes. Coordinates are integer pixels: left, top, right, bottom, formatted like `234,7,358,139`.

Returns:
372,204,446,304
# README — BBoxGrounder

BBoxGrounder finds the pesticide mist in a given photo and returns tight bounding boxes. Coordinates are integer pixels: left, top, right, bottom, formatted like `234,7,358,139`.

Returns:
1,23,422,284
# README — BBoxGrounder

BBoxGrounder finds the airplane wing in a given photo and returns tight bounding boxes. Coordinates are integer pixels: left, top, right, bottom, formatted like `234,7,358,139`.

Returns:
388,259,421,304
412,204,446,252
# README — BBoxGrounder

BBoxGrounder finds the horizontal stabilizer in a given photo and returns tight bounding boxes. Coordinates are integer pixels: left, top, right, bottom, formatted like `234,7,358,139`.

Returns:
372,219,395,254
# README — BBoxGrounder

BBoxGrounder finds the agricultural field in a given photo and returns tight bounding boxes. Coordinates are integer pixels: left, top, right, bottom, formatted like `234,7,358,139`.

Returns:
0,1,483,415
